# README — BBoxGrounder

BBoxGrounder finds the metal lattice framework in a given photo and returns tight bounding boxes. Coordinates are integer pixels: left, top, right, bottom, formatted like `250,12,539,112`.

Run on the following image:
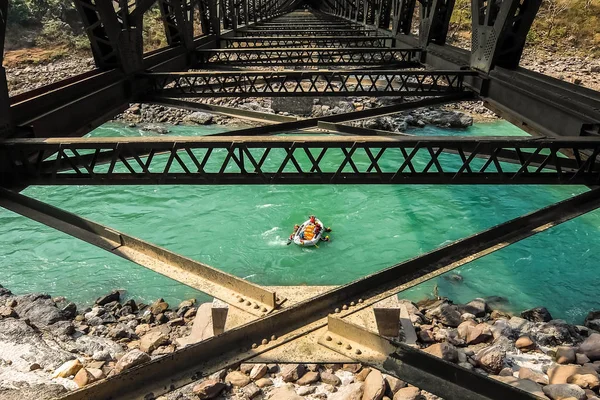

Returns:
1,1,600,400
3,136,600,186
222,36,392,47
195,48,422,66
145,70,472,97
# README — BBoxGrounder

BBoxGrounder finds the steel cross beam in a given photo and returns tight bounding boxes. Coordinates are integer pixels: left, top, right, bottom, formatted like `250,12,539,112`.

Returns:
55,187,600,400
3,135,600,186
0,188,283,315
142,70,472,98
221,36,392,47
194,48,421,67
236,28,381,36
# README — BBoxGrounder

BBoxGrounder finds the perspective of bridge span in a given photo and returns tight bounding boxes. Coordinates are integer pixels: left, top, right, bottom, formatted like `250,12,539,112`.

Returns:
0,0,600,399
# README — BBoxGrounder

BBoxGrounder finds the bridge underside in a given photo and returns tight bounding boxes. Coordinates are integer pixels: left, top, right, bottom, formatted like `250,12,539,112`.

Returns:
1,2,600,400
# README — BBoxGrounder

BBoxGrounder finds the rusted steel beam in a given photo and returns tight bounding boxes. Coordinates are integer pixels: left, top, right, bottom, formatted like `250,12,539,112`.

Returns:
56,188,600,400
320,316,537,400
0,188,282,315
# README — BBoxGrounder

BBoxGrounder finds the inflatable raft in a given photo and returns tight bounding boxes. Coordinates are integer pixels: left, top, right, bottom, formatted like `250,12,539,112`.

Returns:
291,218,324,247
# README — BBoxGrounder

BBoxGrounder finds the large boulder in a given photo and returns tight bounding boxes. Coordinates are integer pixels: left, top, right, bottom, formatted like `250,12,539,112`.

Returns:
52,359,83,378
269,385,306,400
183,112,213,125
296,371,319,386
139,331,169,353
95,290,120,306
423,342,458,363
75,335,124,358
226,371,251,387
490,376,547,398
542,383,586,400
567,373,600,390
250,363,268,381
579,333,600,361
362,370,385,400
193,379,227,399
515,335,536,352
584,311,600,331
521,307,553,323
556,346,576,364
13,294,64,326
534,320,579,346
329,382,364,400
518,367,548,385
427,303,462,327
392,387,421,400
458,298,489,317
466,324,493,345
547,364,599,384
281,364,306,382
476,345,506,374
114,349,151,372
320,371,342,386
0,318,74,371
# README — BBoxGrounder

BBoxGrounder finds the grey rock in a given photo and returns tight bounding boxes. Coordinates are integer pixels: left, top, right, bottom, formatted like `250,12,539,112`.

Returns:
142,124,170,135
579,333,600,361
542,383,586,400
114,349,151,372
13,294,64,326
184,112,214,125
458,298,489,318
75,335,124,358
96,290,120,306
61,302,77,319
427,303,462,327
92,350,112,361
521,307,553,323
281,363,306,382
0,318,74,371
476,345,506,374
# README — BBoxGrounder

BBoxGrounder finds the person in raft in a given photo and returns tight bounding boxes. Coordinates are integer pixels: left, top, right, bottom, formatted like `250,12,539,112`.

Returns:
289,224,300,241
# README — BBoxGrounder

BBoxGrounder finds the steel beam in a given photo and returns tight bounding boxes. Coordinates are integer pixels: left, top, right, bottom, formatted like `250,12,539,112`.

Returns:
471,0,542,73
320,316,537,399
57,187,600,400
0,1,10,137
221,36,392,48
143,70,472,98
194,48,421,67
4,135,600,186
148,97,299,124
0,188,282,315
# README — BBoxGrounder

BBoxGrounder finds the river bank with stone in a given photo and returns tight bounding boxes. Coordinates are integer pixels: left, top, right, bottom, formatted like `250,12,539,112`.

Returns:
3,282,600,400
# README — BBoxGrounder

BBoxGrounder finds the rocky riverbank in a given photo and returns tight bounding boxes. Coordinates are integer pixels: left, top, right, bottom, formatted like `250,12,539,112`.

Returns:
2,283,600,400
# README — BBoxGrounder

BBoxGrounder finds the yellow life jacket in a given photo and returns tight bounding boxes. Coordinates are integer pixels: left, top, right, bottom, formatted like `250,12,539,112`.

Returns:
303,224,316,240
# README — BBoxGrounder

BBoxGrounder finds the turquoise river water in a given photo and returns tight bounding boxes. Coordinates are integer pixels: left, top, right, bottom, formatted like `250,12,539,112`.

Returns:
1,121,599,324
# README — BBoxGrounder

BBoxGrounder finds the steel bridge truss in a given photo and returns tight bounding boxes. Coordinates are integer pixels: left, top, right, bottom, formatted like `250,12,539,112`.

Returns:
1,1,600,400
3,136,600,186
145,70,472,97
195,48,422,67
